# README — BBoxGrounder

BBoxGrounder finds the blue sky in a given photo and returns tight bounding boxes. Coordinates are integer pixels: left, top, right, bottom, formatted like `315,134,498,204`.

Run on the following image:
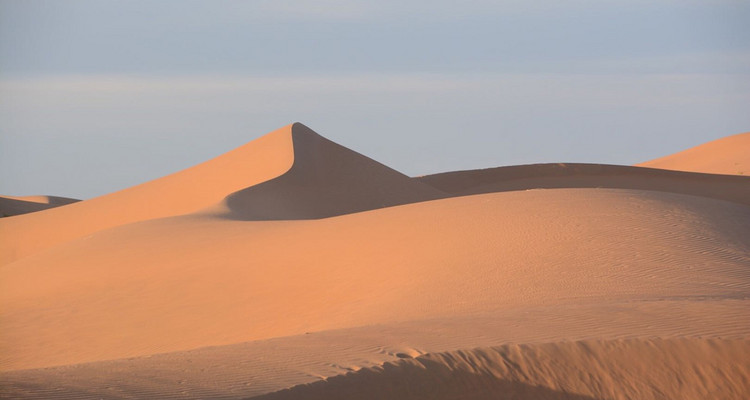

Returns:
1,0,749,198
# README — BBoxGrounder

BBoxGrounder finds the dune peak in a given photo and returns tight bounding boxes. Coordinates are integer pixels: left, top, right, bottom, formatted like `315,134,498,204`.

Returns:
213,123,445,220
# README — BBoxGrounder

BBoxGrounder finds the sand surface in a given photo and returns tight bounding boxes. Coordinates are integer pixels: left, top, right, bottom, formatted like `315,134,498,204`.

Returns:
638,131,750,175
1,124,748,399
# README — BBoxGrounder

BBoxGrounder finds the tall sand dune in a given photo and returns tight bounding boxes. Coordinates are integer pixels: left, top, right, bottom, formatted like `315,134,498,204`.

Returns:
0,123,294,266
1,124,748,399
638,132,750,175
0,195,80,217
0,123,441,266
210,123,443,220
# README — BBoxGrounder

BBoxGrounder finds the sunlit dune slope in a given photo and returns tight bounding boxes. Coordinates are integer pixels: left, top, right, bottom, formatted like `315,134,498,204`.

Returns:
256,338,750,400
0,123,442,266
2,188,748,370
416,163,750,206
0,123,294,266
638,132,750,175
0,195,80,217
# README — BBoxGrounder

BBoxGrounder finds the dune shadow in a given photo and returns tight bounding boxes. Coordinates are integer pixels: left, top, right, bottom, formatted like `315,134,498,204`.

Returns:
220,123,445,221
416,163,750,206
249,357,600,400
0,196,80,218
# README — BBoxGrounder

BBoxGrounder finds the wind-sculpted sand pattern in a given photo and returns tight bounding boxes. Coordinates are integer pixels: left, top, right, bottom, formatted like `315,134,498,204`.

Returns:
255,338,750,400
2,300,748,399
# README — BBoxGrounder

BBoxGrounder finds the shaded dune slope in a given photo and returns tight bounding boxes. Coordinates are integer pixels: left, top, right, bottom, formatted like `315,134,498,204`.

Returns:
416,163,750,206
0,195,80,217
213,123,444,220
638,132,750,176
255,338,750,400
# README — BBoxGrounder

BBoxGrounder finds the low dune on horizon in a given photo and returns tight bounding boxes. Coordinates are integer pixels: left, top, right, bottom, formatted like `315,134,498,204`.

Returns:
1,123,749,399
637,131,750,176
0,195,80,218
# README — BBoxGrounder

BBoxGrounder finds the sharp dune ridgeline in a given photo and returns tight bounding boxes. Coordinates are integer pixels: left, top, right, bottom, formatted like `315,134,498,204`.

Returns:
1,123,749,399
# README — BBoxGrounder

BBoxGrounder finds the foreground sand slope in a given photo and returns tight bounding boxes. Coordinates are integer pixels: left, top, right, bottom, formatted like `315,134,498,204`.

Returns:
3,300,748,399
257,338,750,400
0,195,80,217
637,131,750,175
2,188,748,371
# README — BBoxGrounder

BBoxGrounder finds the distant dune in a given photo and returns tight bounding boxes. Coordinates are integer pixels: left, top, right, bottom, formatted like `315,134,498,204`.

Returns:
638,132,750,175
0,195,79,217
416,162,750,206
1,124,748,399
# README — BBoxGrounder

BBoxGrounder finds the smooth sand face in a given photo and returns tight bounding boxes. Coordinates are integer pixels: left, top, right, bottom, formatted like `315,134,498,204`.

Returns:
638,132,750,175
4,188,748,370
0,124,295,265
1,124,748,399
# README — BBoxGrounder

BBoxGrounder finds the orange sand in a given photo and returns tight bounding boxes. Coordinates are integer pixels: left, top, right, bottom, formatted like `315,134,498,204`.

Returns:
638,131,750,175
1,124,748,399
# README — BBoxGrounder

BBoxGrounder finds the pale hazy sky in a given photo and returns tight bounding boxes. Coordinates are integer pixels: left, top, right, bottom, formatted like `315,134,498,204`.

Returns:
1,0,749,199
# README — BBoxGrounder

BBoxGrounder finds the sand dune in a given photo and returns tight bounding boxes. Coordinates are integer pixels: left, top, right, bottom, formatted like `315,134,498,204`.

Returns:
0,123,442,266
638,132,750,175
210,123,443,220
1,124,748,399
256,338,750,400
0,195,79,217
416,162,750,206
3,300,748,399
2,189,748,371
0,123,295,266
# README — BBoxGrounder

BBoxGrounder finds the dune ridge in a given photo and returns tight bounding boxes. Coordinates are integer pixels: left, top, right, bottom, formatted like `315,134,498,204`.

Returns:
254,338,750,400
210,123,444,220
2,299,747,399
416,162,750,206
637,132,750,175
0,123,444,266
0,195,80,217
0,123,295,266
